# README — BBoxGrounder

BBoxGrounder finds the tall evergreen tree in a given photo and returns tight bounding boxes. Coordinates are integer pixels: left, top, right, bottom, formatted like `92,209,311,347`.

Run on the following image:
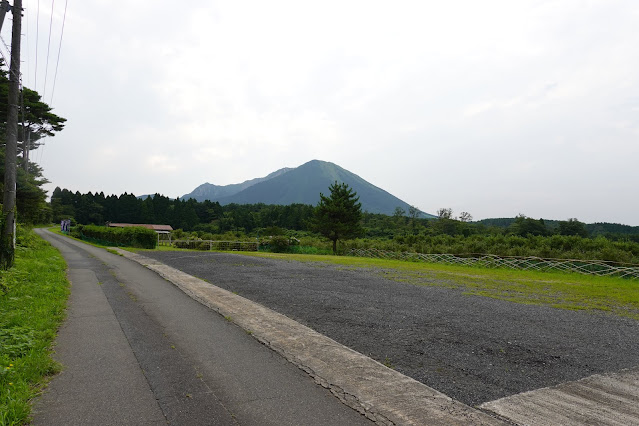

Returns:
312,181,363,254
0,59,66,225
0,60,66,151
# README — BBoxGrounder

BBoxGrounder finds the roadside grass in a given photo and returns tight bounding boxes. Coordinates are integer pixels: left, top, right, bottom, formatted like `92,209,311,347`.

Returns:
48,226,105,249
237,252,639,320
0,228,69,425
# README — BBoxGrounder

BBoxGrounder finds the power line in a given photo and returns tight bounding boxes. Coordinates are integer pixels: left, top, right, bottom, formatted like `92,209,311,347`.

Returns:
0,35,21,82
24,0,29,87
42,0,54,98
20,74,28,173
37,137,45,165
0,33,10,53
34,0,39,89
0,35,10,65
48,0,66,104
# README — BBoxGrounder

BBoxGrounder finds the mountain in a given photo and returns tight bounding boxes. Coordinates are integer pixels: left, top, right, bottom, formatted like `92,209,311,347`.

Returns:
184,160,434,217
181,167,292,202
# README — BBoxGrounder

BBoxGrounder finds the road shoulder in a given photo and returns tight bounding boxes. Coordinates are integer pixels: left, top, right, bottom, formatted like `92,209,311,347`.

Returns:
117,248,504,426
30,258,166,425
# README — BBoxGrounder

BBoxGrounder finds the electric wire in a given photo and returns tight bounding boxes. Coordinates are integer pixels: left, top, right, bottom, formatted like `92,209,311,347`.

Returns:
20,74,27,171
4,0,64,168
42,0,55,98
24,0,30,88
0,35,10,66
0,35,21,82
0,34,10,55
49,0,66,104
35,0,39,89
0,6,12,69
0,49,10,83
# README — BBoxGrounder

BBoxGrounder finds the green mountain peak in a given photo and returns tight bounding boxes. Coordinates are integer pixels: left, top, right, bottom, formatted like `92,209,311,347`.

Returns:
182,160,434,217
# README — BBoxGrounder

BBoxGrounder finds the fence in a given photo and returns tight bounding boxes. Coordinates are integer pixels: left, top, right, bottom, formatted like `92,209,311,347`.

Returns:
346,248,639,279
167,239,259,252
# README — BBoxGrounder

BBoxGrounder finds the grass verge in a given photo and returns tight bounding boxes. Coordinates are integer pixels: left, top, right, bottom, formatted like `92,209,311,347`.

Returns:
237,252,639,320
49,226,103,247
0,227,69,425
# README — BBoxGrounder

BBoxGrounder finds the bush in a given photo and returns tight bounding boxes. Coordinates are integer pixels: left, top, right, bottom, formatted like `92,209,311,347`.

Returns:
73,225,157,249
269,235,289,253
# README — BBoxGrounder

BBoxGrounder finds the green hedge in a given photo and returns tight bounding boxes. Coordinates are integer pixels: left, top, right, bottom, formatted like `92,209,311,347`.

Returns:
71,225,157,249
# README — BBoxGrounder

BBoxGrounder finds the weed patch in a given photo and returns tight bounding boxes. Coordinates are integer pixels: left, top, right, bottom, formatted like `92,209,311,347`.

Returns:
0,228,69,425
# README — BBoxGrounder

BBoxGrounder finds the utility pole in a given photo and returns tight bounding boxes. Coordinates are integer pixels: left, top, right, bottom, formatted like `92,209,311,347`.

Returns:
1,0,22,269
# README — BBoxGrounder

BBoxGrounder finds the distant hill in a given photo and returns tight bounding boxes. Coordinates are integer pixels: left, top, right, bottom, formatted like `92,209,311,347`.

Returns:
181,167,292,202
476,218,639,236
137,194,174,201
586,222,639,236
475,218,517,228
183,160,435,217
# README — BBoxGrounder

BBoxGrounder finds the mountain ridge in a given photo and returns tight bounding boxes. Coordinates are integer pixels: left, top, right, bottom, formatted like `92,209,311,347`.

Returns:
182,160,435,217
182,167,292,202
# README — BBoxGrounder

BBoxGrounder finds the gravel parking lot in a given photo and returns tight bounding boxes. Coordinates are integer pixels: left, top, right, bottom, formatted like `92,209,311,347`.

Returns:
141,251,639,407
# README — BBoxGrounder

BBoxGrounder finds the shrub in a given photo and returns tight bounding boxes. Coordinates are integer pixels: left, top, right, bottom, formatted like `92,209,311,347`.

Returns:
74,225,157,249
269,235,289,253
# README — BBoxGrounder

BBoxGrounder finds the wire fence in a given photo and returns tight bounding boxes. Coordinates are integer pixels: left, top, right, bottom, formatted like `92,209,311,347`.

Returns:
166,240,259,252
346,248,639,279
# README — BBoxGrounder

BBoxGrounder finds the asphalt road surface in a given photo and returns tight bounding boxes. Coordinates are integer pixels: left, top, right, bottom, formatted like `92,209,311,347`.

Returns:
32,230,373,426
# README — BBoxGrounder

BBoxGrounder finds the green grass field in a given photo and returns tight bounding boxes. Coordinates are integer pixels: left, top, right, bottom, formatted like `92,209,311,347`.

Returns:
236,252,639,320
0,229,69,425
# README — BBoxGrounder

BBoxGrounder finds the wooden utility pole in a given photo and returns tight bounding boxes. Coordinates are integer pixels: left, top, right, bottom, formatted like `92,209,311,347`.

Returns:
1,0,22,269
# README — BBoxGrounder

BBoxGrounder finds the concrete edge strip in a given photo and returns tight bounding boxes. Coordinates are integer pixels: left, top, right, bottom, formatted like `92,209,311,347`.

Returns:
114,249,504,426
479,367,639,425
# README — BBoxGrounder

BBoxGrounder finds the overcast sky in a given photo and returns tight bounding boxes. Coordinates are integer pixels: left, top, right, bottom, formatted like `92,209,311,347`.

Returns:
7,1,639,225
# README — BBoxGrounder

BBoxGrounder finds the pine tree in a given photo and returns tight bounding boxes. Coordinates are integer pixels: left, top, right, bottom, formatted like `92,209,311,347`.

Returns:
312,181,363,254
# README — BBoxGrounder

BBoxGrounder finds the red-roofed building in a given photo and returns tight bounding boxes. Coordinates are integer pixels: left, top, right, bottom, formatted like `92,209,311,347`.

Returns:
107,223,173,244
107,223,173,232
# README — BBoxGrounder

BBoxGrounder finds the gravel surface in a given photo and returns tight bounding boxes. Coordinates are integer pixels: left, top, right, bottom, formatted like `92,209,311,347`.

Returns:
141,251,639,407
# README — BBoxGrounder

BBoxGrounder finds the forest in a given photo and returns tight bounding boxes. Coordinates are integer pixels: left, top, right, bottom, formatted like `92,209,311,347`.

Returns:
51,188,639,264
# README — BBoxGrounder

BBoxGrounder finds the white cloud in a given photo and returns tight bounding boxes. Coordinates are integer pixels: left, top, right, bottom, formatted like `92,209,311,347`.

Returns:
19,0,639,224
145,155,180,173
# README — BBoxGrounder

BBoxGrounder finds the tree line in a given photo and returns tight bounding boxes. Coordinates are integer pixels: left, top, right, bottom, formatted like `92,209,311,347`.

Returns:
51,187,639,242
51,188,316,234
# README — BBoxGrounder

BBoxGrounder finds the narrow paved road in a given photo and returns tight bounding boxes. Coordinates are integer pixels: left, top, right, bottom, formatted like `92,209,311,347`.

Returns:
32,230,373,426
